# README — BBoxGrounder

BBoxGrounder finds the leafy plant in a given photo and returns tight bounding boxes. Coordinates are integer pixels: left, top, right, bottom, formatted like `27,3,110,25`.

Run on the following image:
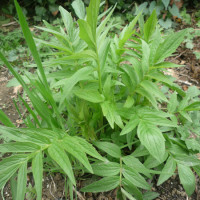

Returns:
0,0,200,199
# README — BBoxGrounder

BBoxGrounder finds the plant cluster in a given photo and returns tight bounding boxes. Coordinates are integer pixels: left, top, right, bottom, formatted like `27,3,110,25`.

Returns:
0,0,200,199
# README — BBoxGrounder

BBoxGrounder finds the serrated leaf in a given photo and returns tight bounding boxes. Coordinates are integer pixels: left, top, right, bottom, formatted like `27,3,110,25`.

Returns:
121,188,136,200
81,176,120,192
137,121,165,162
184,102,200,111
16,162,27,200
169,4,181,18
91,161,120,177
153,62,184,69
157,156,176,185
78,19,96,49
122,179,143,200
32,151,43,200
93,141,121,158
0,142,40,153
144,10,157,42
120,115,140,135
123,167,151,190
48,143,76,185
178,164,195,196
61,137,93,173
74,136,105,161
141,40,150,74
154,29,187,63
122,155,151,178
174,154,200,166
143,191,160,200
72,0,86,19
168,92,178,113
140,80,167,102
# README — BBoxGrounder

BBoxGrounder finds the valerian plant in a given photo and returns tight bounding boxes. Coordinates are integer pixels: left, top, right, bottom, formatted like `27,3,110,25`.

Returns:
0,0,200,199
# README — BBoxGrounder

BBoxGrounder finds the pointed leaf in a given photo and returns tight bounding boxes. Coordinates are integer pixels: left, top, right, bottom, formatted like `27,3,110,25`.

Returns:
32,151,43,200
137,121,165,162
16,162,27,200
178,164,195,196
72,0,85,19
81,176,120,192
48,143,76,185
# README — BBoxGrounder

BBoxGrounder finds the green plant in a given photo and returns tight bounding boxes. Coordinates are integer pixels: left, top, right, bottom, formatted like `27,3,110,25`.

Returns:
0,0,200,200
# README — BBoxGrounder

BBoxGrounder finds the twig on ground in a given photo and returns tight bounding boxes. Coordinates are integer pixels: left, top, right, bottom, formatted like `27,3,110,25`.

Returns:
73,187,86,200
2,21,18,27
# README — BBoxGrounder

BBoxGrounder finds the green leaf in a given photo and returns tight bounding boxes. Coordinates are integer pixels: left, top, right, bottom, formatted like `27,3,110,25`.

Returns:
154,29,187,63
73,88,105,103
122,155,151,178
184,101,200,111
59,6,77,42
144,10,157,42
32,151,43,200
14,0,48,88
137,121,165,162
121,188,136,200
157,156,176,186
48,143,76,185
122,179,143,200
81,176,120,192
78,19,96,50
61,137,93,173
143,191,160,200
140,80,167,102
74,136,105,161
0,142,40,153
72,0,86,19
153,62,184,69
162,0,170,9
122,167,151,190
86,0,100,40
58,67,93,108
119,12,141,48
168,92,178,113
178,164,195,196
120,115,140,135
135,87,158,109
169,4,181,18
141,40,150,74
93,141,121,158
16,162,27,200
0,109,15,127
91,161,120,177
174,154,200,166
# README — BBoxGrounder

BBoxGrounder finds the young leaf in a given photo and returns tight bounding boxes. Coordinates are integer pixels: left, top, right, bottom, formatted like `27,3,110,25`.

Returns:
16,162,27,200
72,0,86,19
81,176,120,192
93,141,121,158
178,164,195,197
141,40,150,74
168,92,178,113
144,10,157,42
157,156,176,186
120,115,140,136
78,19,96,50
137,121,165,163
32,151,43,200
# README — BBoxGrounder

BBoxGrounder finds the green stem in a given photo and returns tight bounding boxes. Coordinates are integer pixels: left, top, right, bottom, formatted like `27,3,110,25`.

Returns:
95,47,102,94
119,157,122,187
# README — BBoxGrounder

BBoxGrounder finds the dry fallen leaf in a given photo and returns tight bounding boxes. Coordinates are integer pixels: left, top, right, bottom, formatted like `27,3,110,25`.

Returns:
13,85,23,95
